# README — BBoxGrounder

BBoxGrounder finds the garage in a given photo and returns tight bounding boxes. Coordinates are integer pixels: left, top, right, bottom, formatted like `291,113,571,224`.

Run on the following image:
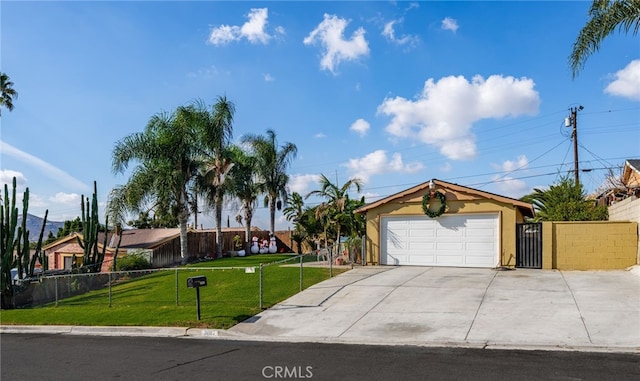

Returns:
356,179,534,268
381,214,499,267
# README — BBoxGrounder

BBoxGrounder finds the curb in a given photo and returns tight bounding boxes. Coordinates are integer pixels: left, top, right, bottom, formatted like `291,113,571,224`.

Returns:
2,325,639,354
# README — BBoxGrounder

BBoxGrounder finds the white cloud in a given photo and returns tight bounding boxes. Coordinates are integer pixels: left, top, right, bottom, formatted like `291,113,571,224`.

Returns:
441,17,459,33
494,155,528,172
343,150,423,183
604,59,640,101
209,8,280,46
0,169,27,187
382,19,419,46
314,133,326,139
1,140,89,191
377,75,540,160
492,176,529,198
49,192,81,205
264,73,275,82
490,156,529,198
288,174,321,195
303,14,370,74
350,119,370,137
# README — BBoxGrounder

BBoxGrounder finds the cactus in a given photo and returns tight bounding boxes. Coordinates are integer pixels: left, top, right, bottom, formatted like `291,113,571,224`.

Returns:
1,177,48,309
75,181,108,273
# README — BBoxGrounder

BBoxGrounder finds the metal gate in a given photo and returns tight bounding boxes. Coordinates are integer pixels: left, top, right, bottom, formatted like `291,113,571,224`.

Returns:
516,223,542,269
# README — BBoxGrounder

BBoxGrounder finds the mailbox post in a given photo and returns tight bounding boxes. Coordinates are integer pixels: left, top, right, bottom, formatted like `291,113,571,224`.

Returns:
187,276,207,320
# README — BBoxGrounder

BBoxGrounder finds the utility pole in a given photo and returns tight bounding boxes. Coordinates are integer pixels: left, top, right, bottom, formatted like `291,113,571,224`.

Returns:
566,106,583,185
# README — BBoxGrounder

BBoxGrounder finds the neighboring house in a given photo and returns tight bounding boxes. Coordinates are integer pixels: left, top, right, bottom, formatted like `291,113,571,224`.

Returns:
607,159,640,264
355,179,534,268
596,159,640,206
42,232,117,272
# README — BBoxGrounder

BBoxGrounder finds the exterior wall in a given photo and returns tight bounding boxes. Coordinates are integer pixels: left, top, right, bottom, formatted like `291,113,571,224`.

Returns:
608,196,640,263
542,221,638,270
363,195,523,267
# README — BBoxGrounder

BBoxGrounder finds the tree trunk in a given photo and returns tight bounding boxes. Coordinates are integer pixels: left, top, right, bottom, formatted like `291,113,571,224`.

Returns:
244,205,253,254
215,189,223,258
269,194,276,233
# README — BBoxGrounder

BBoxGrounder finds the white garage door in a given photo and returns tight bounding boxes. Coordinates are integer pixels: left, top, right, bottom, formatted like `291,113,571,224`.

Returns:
380,214,499,267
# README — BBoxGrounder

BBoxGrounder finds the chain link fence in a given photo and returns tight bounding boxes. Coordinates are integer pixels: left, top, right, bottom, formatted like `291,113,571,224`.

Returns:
11,254,342,310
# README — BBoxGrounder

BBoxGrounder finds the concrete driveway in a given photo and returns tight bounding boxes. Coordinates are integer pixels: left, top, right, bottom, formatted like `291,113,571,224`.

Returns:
229,266,640,352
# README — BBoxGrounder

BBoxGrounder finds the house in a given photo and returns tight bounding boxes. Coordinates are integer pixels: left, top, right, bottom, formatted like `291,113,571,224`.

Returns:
355,179,534,268
596,159,640,206
42,232,118,272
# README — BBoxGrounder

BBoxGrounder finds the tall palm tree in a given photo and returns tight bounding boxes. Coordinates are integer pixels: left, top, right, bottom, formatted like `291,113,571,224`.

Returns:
193,97,236,258
241,129,297,233
227,145,261,253
0,72,18,116
570,0,640,78
283,192,304,223
306,174,362,258
109,104,202,263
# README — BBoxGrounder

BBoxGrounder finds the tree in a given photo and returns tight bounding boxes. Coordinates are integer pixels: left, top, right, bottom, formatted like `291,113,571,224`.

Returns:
227,145,260,253
283,192,306,253
241,129,297,234
521,175,608,221
306,174,363,258
0,72,18,116
109,104,202,264
569,0,640,78
192,97,236,258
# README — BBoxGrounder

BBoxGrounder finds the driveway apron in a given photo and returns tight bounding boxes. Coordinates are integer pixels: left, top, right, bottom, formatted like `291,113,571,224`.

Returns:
228,266,640,351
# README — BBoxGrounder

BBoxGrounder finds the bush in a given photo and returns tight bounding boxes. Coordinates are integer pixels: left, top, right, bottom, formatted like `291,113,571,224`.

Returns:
114,253,151,271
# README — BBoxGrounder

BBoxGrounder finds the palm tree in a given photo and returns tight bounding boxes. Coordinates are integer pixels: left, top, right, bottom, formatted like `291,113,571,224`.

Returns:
109,104,202,263
193,97,236,258
521,175,608,221
570,0,640,78
0,72,18,116
241,129,297,234
306,174,362,260
227,145,261,253
283,192,304,223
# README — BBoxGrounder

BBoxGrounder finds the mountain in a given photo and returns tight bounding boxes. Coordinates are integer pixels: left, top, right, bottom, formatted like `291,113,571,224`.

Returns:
17,214,65,242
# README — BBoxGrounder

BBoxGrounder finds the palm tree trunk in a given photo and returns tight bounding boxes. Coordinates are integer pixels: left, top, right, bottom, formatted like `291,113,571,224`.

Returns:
179,191,189,264
215,190,223,259
244,206,253,254
269,195,276,233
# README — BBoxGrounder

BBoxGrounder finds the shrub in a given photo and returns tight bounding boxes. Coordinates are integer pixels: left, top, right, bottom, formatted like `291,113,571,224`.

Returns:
114,253,151,271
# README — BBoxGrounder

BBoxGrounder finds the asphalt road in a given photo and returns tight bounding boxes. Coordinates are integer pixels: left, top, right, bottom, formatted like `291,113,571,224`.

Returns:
1,334,639,381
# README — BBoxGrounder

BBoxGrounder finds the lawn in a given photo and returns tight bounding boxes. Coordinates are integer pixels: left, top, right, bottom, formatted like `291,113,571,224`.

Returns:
0,254,346,329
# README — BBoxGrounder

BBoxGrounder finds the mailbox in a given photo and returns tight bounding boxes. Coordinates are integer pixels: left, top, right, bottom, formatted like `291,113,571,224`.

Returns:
187,276,207,288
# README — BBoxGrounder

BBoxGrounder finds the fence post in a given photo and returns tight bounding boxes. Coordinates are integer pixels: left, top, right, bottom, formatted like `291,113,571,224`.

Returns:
175,268,179,306
259,263,263,310
108,272,112,308
299,255,303,292
55,277,58,307
361,235,366,266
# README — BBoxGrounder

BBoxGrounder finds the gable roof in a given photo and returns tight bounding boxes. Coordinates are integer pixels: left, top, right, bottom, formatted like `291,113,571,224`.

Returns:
41,232,112,252
622,159,640,187
355,178,534,216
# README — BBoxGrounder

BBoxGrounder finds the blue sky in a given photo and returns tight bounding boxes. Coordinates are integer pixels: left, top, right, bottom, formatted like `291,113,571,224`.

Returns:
1,1,639,230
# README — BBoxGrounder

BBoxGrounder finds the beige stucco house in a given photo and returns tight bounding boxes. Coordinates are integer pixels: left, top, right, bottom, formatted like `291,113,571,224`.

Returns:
355,179,534,268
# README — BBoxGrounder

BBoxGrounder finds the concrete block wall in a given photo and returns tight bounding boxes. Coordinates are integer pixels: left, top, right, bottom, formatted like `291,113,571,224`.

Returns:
542,221,638,270
608,196,640,263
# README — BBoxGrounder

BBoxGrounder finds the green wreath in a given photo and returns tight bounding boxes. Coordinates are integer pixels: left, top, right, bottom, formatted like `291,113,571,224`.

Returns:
422,191,446,218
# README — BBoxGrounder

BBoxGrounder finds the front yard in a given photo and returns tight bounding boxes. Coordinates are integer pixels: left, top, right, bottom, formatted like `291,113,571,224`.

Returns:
0,254,345,329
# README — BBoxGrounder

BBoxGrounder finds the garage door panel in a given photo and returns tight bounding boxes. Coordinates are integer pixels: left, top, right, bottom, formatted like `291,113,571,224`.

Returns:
381,214,499,268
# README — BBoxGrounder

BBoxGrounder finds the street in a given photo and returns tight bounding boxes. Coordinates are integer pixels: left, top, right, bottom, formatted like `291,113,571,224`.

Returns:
1,334,638,380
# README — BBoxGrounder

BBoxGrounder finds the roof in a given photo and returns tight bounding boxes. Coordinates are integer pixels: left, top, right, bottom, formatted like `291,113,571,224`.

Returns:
102,228,181,249
622,159,640,186
41,232,112,252
355,178,534,216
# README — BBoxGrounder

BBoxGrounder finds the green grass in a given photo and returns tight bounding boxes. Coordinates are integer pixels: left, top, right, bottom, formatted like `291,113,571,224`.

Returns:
0,254,345,329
